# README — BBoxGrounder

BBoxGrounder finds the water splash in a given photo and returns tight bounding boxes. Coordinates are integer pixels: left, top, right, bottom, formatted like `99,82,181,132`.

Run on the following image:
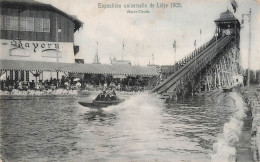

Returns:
211,92,247,162
104,92,165,112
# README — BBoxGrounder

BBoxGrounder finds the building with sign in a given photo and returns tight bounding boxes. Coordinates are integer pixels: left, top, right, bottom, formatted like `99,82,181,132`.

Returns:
0,0,83,81
0,0,160,90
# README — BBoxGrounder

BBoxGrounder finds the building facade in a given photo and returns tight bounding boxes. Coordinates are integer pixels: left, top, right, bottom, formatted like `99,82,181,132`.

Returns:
0,0,83,81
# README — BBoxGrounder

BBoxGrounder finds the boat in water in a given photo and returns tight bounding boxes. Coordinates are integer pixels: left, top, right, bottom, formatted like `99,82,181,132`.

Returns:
222,86,233,92
78,99,125,108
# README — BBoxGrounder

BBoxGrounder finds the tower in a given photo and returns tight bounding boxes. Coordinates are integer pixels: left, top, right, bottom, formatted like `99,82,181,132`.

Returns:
93,42,100,64
212,10,243,87
214,9,240,41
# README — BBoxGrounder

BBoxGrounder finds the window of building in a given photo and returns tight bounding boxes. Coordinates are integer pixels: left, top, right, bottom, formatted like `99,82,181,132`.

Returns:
2,15,19,31
15,71,18,81
21,71,24,81
10,70,13,80
26,71,29,81
20,17,34,31
1,15,50,32
35,18,50,32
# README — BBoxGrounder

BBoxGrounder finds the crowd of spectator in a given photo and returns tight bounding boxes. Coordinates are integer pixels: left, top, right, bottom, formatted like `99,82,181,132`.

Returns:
0,75,150,93
0,76,78,91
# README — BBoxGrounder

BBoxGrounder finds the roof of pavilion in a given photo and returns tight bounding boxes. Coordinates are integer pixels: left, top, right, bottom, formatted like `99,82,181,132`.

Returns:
214,9,239,22
0,60,160,77
0,0,83,31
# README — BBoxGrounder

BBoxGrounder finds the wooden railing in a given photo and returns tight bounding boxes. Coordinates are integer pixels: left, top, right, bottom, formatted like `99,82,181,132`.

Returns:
152,35,233,94
166,36,217,75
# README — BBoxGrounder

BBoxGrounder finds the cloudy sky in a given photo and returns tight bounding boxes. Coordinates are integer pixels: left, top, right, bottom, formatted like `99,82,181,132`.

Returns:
39,0,260,69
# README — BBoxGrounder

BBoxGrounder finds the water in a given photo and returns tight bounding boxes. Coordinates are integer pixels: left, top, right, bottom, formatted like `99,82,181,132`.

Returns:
211,92,247,162
0,92,244,161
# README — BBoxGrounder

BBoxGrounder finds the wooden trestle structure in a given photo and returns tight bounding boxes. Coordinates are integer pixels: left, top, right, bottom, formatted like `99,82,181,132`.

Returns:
152,10,242,100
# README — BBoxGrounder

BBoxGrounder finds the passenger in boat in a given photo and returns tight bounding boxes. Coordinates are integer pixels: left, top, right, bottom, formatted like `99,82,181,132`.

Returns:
105,89,117,100
95,90,106,101
110,90,117,100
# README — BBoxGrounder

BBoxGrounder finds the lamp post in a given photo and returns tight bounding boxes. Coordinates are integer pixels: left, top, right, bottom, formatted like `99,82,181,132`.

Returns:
56,16,61,88
56,28,61,63
242,8,252,88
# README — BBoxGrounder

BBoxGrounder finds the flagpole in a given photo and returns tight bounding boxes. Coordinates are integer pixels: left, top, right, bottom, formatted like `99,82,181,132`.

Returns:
249,9,251,88
242,8,252,88
175,41,176,71
200,29,202,46
194,40,197,67
122,39,124,61
227,0,229,10
173,41,177,72
152,49,154,65
97,41,99,63
97,41,98,57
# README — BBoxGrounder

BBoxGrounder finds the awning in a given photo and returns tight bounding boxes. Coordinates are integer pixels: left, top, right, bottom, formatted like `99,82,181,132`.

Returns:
0,60,160,77
0,59,72,72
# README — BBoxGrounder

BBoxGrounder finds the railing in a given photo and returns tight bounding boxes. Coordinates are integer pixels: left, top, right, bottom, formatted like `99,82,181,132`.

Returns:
166,36,218,75
152,35,232,94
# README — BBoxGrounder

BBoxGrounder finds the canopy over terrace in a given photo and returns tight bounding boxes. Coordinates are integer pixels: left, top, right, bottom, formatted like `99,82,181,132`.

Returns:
0,60,160,77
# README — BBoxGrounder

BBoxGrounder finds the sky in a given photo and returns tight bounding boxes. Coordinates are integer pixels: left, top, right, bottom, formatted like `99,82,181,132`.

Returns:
39,0,260,69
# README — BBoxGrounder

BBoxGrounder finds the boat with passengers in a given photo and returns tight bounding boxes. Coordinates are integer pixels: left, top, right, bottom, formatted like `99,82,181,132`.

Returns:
78,89,125,108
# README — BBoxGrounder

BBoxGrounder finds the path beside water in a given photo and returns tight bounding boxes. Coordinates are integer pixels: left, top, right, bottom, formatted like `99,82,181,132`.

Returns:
236,86,260,162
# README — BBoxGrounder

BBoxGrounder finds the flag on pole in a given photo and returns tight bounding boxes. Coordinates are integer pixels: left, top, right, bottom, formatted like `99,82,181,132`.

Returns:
194,40,196,47
122,40,125,60
230,0,238,13
173,40,176,48
200,29,202,35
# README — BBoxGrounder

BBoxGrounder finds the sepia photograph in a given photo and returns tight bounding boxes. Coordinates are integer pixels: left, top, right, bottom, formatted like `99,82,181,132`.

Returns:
0,0,260,161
